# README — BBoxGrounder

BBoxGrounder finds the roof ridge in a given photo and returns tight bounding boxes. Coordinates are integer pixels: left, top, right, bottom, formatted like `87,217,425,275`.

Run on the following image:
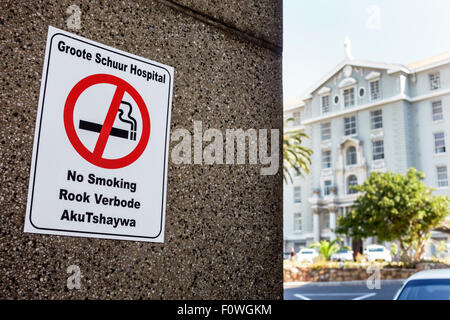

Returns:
299,59,409,99
407,50,450,69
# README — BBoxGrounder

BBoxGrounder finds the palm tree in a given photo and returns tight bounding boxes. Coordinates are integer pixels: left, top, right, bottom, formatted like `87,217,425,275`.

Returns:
309,238,350,261
283,117,313,183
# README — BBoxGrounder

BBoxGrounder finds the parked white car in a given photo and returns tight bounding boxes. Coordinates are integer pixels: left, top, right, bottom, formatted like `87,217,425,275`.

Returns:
296,248,318,263
364,244,392,262
394,269,450,300
331,248,354,261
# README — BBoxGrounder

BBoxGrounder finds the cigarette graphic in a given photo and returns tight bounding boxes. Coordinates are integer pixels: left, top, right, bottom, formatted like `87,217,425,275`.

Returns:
78,101,138,141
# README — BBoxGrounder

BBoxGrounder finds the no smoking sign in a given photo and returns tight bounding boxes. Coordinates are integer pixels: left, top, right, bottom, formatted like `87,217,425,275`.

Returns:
64,73,151,169
24,27,173,242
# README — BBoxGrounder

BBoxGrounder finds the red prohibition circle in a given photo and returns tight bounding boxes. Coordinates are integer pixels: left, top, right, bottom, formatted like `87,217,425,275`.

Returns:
64,74,151,169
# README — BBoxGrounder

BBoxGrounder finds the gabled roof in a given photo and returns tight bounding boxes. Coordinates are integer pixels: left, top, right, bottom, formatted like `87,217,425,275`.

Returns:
301,59,409,100
290,51,450,104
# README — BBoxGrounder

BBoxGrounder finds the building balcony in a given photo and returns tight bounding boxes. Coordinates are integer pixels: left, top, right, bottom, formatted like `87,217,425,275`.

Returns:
304,92,398,126
340,92,383,111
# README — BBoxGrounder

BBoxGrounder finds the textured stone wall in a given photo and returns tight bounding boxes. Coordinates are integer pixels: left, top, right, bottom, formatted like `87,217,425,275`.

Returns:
283,263,450,282
0,0,283,299
284,267,416,283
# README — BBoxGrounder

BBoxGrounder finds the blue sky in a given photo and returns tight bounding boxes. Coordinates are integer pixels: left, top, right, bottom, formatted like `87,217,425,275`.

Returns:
283,0,450,102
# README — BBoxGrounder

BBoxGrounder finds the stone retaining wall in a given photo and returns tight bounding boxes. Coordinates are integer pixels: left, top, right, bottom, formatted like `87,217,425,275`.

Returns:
284,263,450,282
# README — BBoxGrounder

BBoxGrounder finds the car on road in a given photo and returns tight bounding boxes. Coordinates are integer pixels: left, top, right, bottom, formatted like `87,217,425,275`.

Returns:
394,269,450,300
330,248,354,261
296,248,318,263
364,244,392,262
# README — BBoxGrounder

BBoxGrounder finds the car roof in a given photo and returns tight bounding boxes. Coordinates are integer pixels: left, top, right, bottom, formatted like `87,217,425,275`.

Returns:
366,244,385,248
406,269,450,280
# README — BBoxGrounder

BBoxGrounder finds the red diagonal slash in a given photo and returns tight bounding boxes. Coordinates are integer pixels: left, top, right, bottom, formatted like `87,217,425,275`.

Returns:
93,86,125,157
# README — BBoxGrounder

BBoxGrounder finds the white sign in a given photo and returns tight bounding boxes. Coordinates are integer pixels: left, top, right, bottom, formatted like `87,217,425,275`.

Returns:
24,26,173,242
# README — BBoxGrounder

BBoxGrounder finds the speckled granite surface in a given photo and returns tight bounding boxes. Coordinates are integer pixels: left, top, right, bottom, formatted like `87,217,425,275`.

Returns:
0,0,282,299
170,0,282,48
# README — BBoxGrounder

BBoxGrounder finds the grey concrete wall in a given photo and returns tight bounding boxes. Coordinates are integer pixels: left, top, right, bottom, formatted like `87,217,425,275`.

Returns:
0,0,282,299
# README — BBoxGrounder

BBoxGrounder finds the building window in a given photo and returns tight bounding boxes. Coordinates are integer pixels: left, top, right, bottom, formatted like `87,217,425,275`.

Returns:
322,150,331,169
323,212,330,229
343,87,355,107
432,101,443,121
347,175,358,194
323,180,332,196
344,116,357,136
321,122,331,141
292,111,301,126
359,87,365,97
429,72,441,90
293,242,304,252
293,212,302,232
370,109,383,129
334,95,339,105
372,140,384,160
321,95,330,114
346,146,357,165
434,132,446,153
293,186,301,203
437,166,449,188
370,80,381,100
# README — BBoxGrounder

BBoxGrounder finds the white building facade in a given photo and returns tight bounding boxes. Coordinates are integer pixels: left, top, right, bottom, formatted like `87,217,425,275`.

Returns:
284,49,450,255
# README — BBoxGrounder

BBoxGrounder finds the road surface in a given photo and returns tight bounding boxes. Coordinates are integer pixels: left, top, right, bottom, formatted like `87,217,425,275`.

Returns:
284,280,405,300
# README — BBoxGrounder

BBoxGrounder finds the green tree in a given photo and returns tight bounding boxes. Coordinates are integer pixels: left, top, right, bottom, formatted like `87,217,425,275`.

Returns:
309,238,350,261
283,118,313,183
435,240,448,259
336,168,450,263
390,242,398,260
